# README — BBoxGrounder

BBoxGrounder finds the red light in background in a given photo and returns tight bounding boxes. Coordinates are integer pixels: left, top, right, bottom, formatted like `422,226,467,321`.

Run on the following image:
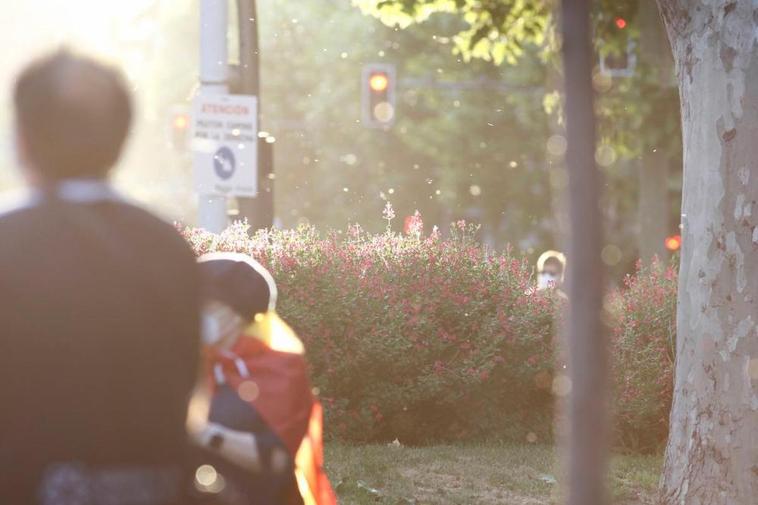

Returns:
665,235,681,252
173,114,190,130
403,215,414,234
369,73,389,92
615,17,627,29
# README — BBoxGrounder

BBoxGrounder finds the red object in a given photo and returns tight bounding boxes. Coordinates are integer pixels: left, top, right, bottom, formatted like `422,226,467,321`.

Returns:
211,337,312,456
296,402,338,505
209,334,337,505
614,17,627,29
369,72,389,92
665,234,681,251
403,213,423,235
173,113,189,130
403,215,413,234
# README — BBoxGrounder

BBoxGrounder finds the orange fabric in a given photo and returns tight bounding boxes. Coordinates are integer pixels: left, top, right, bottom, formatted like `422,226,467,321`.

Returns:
207,313,337,504
295,402,337,505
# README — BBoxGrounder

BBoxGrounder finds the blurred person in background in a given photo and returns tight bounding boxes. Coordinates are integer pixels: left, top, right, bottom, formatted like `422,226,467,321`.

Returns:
188,253,335,505
536,250,566,292
0,49,200,504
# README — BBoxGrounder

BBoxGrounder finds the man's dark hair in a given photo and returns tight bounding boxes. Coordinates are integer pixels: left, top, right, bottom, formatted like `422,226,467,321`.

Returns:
13,49,132,180
543,256,564,274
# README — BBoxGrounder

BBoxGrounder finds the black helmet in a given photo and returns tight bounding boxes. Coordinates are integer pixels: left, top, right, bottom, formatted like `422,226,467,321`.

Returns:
198,252,277,322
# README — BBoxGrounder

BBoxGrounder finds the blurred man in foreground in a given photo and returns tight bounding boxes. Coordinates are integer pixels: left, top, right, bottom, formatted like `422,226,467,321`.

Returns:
0,50,200,504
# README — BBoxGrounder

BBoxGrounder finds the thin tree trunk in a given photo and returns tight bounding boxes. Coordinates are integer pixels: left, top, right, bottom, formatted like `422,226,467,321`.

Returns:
638,0,674,265
560,1,608,505
546,64,570,250
638,149,669,264
656,1,758,502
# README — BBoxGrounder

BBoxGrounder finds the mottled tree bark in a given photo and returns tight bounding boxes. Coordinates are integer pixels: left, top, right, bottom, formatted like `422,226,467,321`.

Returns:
656,1,758,503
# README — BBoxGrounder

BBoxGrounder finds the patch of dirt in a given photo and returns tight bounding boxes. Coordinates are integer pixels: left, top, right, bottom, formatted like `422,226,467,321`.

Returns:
399,468,548,505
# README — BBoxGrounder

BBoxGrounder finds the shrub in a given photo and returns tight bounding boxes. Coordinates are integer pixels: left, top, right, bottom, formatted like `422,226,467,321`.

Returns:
608,259,677,453
183,217,559,444
182,218,678,450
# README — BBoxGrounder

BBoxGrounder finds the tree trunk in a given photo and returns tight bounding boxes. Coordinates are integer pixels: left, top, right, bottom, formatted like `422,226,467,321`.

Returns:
546,65,570,250
657,1,758,503
638,0,674,265
638,149,669,264
560,1,608,505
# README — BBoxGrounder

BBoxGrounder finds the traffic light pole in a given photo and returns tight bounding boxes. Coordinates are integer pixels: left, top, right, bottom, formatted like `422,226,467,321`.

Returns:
237,0,275,231
198,0,229,233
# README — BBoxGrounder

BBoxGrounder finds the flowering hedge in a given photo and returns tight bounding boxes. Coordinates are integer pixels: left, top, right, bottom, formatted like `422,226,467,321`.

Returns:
182,218,677,450
608,260,677,453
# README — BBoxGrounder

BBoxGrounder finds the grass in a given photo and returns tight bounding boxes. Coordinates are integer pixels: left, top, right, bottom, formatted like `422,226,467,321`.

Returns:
325,443,662,505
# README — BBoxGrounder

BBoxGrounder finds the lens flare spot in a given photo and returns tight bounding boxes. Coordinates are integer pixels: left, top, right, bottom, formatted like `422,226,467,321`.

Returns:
601,244,623,266
195,465,218,488
595,145,617,167
238,381,260,402
546,135,567,157
552,375,572,397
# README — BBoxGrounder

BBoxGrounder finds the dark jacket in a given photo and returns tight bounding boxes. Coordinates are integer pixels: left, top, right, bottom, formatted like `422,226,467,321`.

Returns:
0,181,201,504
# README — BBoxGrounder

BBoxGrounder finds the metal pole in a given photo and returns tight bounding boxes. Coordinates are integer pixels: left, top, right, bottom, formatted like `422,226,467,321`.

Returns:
237,0,274,231
237,0,259,95
560,2,608,505
198,0,229,233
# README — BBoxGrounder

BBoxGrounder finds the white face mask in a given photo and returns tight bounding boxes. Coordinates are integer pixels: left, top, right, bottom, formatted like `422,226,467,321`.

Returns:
201,313,224,346
537,272,559,290
201,304,246,348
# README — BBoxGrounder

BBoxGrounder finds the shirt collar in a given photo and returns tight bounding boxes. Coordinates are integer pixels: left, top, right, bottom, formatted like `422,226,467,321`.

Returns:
46,178,122,204
0,179,124,220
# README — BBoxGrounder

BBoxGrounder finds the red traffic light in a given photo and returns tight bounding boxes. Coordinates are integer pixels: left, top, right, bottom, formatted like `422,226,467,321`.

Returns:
369,72,389,92
665,235,681,251
173,113,190,130
169,107,191,150
363,64,396,128
615,17,627,29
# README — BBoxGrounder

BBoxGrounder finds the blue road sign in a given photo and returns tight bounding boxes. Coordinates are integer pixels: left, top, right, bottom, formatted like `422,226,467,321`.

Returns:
213,146,236,180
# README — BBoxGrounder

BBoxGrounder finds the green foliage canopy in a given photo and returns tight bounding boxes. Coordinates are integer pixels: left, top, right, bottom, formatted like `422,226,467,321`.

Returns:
356,0,552,65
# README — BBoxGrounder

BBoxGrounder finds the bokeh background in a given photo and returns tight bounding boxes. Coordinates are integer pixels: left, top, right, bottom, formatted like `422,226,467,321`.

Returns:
0,0,682,283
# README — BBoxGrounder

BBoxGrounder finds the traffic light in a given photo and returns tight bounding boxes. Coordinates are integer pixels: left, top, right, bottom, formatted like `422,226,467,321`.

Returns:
599,16,637,78
169,105,191,151
665,234,682,252
362,64,396,128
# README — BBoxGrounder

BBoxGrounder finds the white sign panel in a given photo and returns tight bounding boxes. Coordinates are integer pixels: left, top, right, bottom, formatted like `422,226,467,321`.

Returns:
192,94,258,197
